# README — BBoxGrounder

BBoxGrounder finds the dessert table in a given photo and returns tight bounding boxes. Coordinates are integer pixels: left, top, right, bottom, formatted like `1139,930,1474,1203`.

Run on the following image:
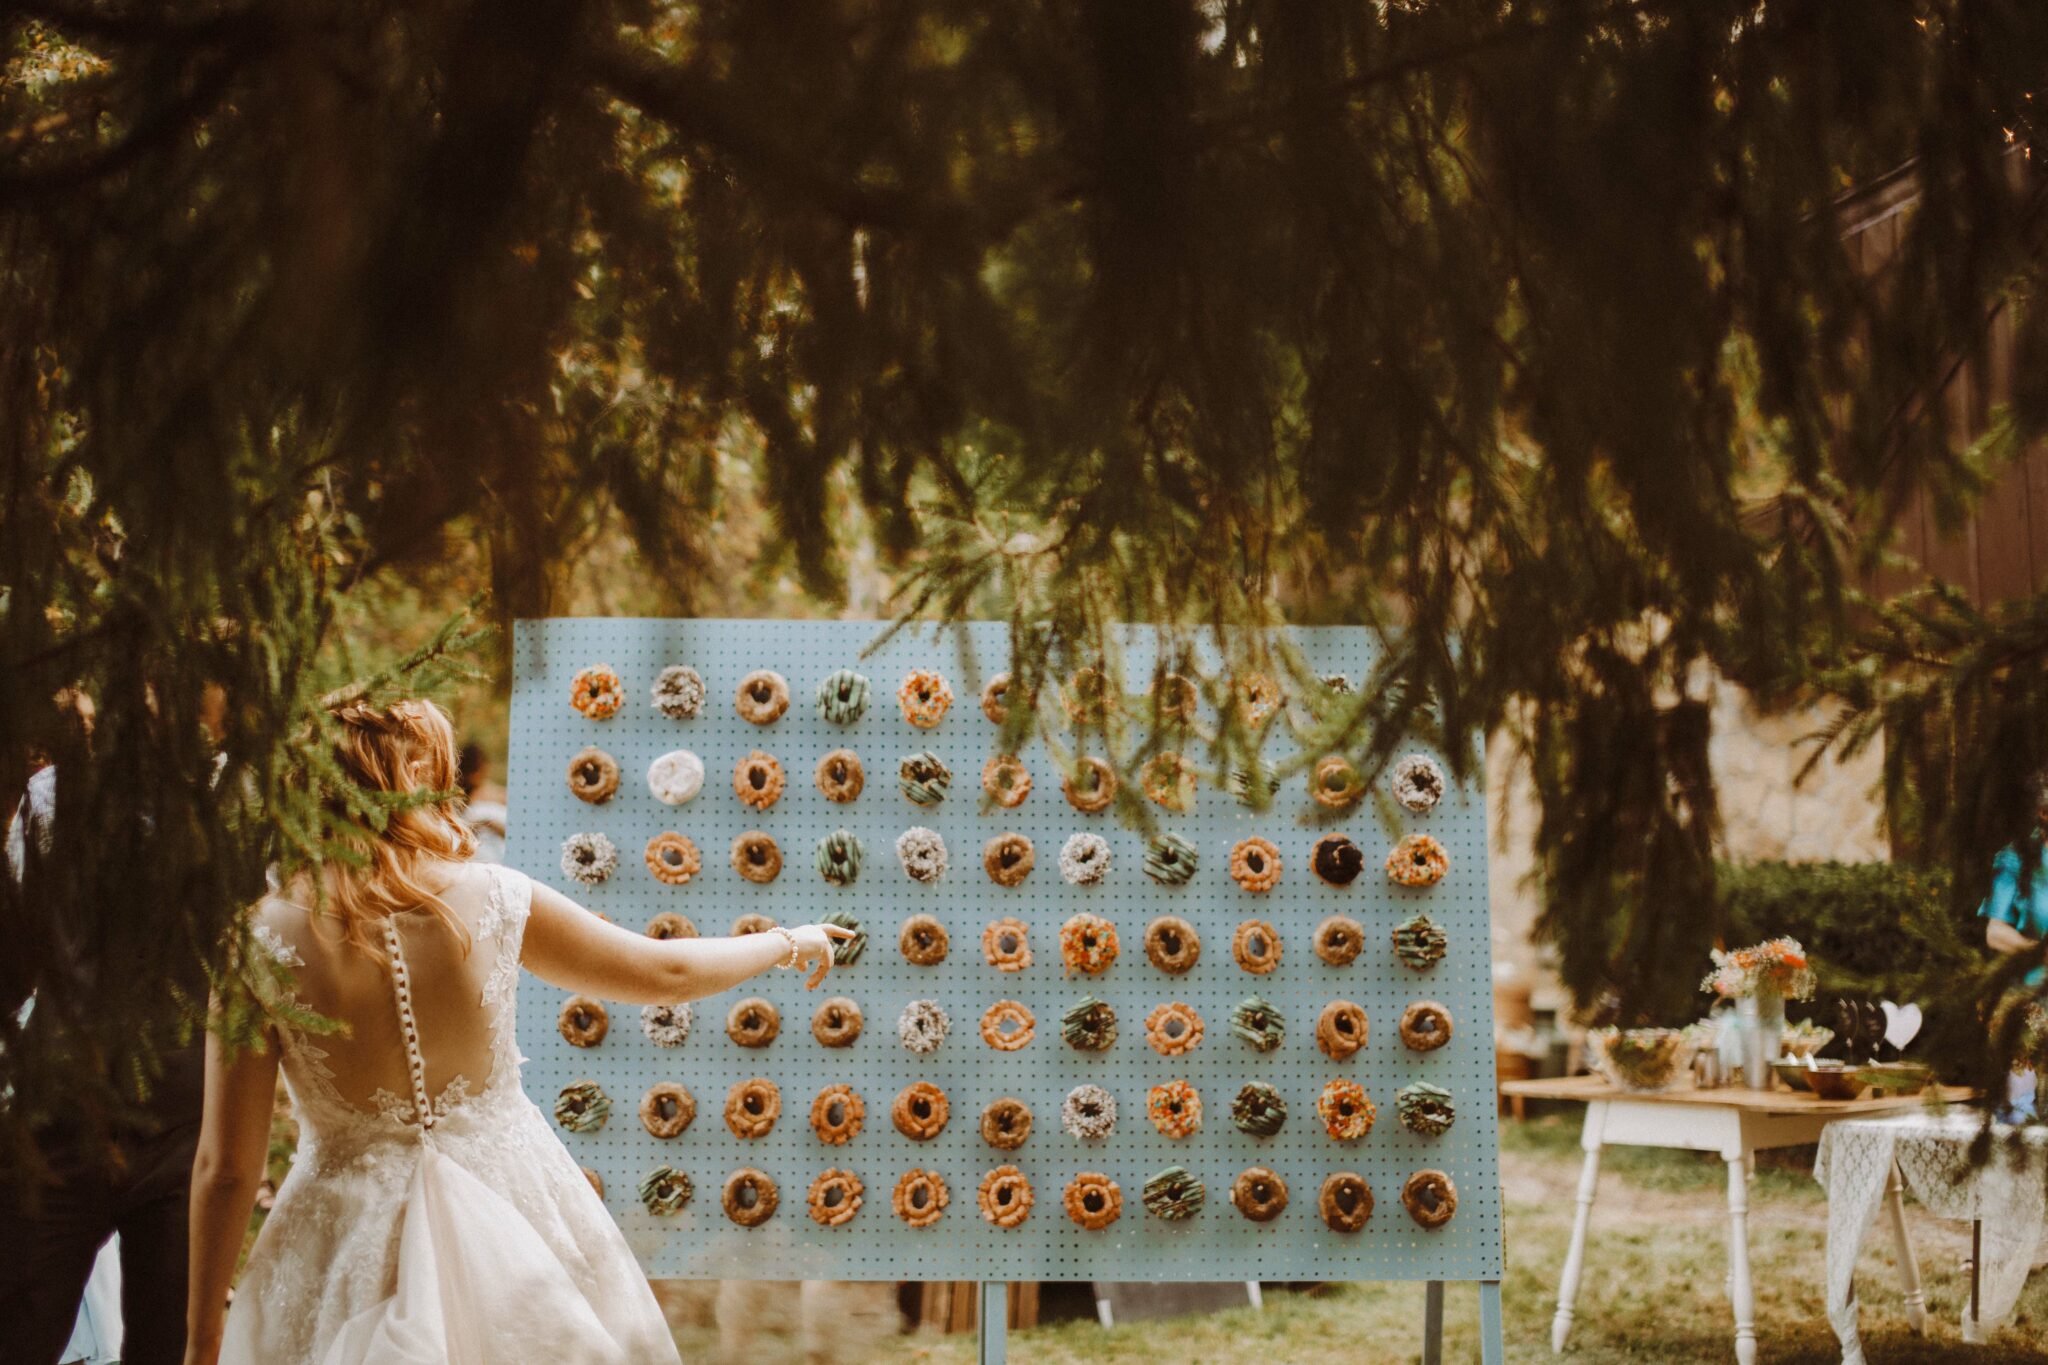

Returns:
1499,1075,1972,1365
1816,1110,2048,1362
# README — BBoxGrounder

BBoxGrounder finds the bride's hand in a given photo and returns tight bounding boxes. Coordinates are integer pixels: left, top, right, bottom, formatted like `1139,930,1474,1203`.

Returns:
791,924,856,989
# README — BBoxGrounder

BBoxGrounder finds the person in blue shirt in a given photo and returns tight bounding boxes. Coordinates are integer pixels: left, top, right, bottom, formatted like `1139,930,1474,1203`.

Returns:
1979,811,2048,1119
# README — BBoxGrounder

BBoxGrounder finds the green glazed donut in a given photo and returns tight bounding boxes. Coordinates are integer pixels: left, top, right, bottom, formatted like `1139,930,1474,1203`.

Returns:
1392,914,1448,971
1142,1166,1206,1221
816,669,870,724
1397,1082,1457,1137
639,1165,694,1215
816,830,864,886
821,910,866,965
1231,1082,1287,1137
1229,996,1285,1052
553,1080,611,1134
1143,832,1199,886
897,750,952,805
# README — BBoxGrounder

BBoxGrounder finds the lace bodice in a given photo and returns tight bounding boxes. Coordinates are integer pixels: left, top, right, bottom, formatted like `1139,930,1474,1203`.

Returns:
249,861,532,1162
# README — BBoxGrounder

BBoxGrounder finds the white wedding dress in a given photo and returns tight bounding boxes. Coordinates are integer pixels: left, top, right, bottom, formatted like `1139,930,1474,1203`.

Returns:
223,862,680,1364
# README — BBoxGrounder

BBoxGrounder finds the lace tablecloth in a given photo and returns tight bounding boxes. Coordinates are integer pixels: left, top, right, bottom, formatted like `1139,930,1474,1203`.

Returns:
1815,1111,2047,1357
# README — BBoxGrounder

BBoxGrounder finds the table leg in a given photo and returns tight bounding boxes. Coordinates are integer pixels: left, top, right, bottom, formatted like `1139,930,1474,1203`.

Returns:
1423,1281,1444,1365
1879,1161,1925,1333
1726,1154,1757,1365
1961,1220,1983,1345
1551,1118,1605,1352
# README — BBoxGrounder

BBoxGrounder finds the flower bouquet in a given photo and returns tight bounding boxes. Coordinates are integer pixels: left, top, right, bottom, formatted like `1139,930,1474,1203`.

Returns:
1702,938,1816,1089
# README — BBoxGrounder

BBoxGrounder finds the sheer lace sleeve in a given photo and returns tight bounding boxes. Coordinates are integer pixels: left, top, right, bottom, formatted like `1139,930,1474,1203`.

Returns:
478,864,533,1069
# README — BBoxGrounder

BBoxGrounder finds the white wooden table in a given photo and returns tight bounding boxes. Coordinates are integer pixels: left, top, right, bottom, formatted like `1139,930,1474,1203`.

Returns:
1501,1076,1972,1365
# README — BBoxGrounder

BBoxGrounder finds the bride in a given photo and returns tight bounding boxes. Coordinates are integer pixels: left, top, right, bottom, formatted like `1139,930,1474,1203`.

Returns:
181,699,851,1364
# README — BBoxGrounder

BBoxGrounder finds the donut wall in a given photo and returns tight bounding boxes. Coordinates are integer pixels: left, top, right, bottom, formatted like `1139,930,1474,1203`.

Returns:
509,618,1503,1282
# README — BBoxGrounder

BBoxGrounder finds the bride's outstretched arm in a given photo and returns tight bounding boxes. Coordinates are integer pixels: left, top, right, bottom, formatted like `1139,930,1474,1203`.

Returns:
521,879,854,1004
184,1010,282,1365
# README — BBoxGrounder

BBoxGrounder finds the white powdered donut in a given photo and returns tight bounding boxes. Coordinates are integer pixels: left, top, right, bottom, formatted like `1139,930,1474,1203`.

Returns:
896,827,948,883
1059,832,1111,885
647,749,706,805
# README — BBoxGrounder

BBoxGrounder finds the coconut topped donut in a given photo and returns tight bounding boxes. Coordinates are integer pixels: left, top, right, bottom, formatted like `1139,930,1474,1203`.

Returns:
1061,1084,1116,1140
561,832,618,887
1391,753,1446,812
896,826,948,883
1060,833,1111,885
650,664,704,719
897,999,951,1054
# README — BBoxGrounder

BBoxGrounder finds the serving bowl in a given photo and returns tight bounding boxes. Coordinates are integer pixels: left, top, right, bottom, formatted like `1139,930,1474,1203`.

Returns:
1588,1028,1692,1093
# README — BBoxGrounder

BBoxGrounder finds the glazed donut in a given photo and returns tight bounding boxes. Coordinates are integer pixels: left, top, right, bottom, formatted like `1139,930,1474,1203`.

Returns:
816,829,863,886
730,831,782,884
722,1168,779,1227
977,1166,1033,1229
724,1078,782,1140
1316,1000,1369,1061
888,1088,950,1146
895,826,948,883
1391,753,1446,812
1061,757,1118,813
553,1080,610,1133
1392,914,1449,971
1064,1172,1123,1230
816,668,870,725
1232,919,1281,975
1313,915,1364,966
566,747,620,803
1060,996,1118,1051
1141,1166,1205,1221
1311,833,1364,887
1402,1169,1458,1229
1320,1172,1374,1233
892,1168,949,1228
897,999,950,1054
1143,832,1198,886
1141,752,1195,811
1061,1084,1116,1140
650,663,704,719
1059,832,1111,885
1229,837,1282,893
815,748,865,803
811,996,863,1047
807,1169,863,1228
1230,1082,1287,1136
734,669,790,724
1397,1082,1457,1137
1063,666,1110,724
982,918,1032,972
1317,1079,1377,1141
1230,1167,1289,1223
898,915,950,966
1228,995,1285,1052
558,996,609,1048
645,912,697,941
639,1166,693,1216
1228,763,1280,807
820,911,865,964
732,751,785,811
896,669,954,728
1311,755,1365,809
569,664,624,720
639,1082,696,1139
583,1167,606,1199
1143,916,1200,973
979,1000,1036,1051
897,750,952,805
1059,914,1119,975
982,833,1034,886
560,833,618,887
644,833,701,886
1235,671,1283,727
725,997,781,1048
980,672,1017,724
810,1083,865,1146
647,749,706,805
982,754,1032,808
640,1002,692,1048
730,913,777,938
1153,672,1199,723
1399,1000,1454,1052
1386,833,1449,888
1144,1001,1204,1056
1146,1079,1202,1139
980,1097,1033,1151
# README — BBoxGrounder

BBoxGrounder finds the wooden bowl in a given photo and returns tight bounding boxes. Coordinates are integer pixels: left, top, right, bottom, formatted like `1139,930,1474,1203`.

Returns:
1804,1065,1869,1101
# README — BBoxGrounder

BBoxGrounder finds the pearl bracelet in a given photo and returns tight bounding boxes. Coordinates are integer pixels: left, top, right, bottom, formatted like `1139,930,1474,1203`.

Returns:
770,926,800,969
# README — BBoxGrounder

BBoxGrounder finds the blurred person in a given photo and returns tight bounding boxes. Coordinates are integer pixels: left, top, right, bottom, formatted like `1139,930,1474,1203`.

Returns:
183,699,852,1364
457,741,506,865
1978,769,2048,1120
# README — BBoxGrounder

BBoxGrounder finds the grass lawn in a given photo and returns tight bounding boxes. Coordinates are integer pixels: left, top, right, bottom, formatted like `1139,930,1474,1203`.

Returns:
686,1114,2048,1364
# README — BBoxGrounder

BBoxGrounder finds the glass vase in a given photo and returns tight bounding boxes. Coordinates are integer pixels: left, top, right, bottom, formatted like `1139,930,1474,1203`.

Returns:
1737,986,1785,1090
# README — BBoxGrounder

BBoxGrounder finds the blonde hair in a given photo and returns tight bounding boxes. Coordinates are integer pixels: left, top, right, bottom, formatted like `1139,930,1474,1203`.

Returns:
322,698,477,958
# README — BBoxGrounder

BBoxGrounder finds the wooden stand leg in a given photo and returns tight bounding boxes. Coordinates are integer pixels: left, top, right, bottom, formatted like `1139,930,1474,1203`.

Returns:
1725,1154,1757,1365
1422,1280,1445,1365
1879,1162,1926,1333
1552,1117,1605,1352
979,1280,1007,1365
1480,1279,1505,1365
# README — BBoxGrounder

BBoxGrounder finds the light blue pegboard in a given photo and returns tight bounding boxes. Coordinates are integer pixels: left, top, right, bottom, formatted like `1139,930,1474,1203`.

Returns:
509,618,1503,1282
